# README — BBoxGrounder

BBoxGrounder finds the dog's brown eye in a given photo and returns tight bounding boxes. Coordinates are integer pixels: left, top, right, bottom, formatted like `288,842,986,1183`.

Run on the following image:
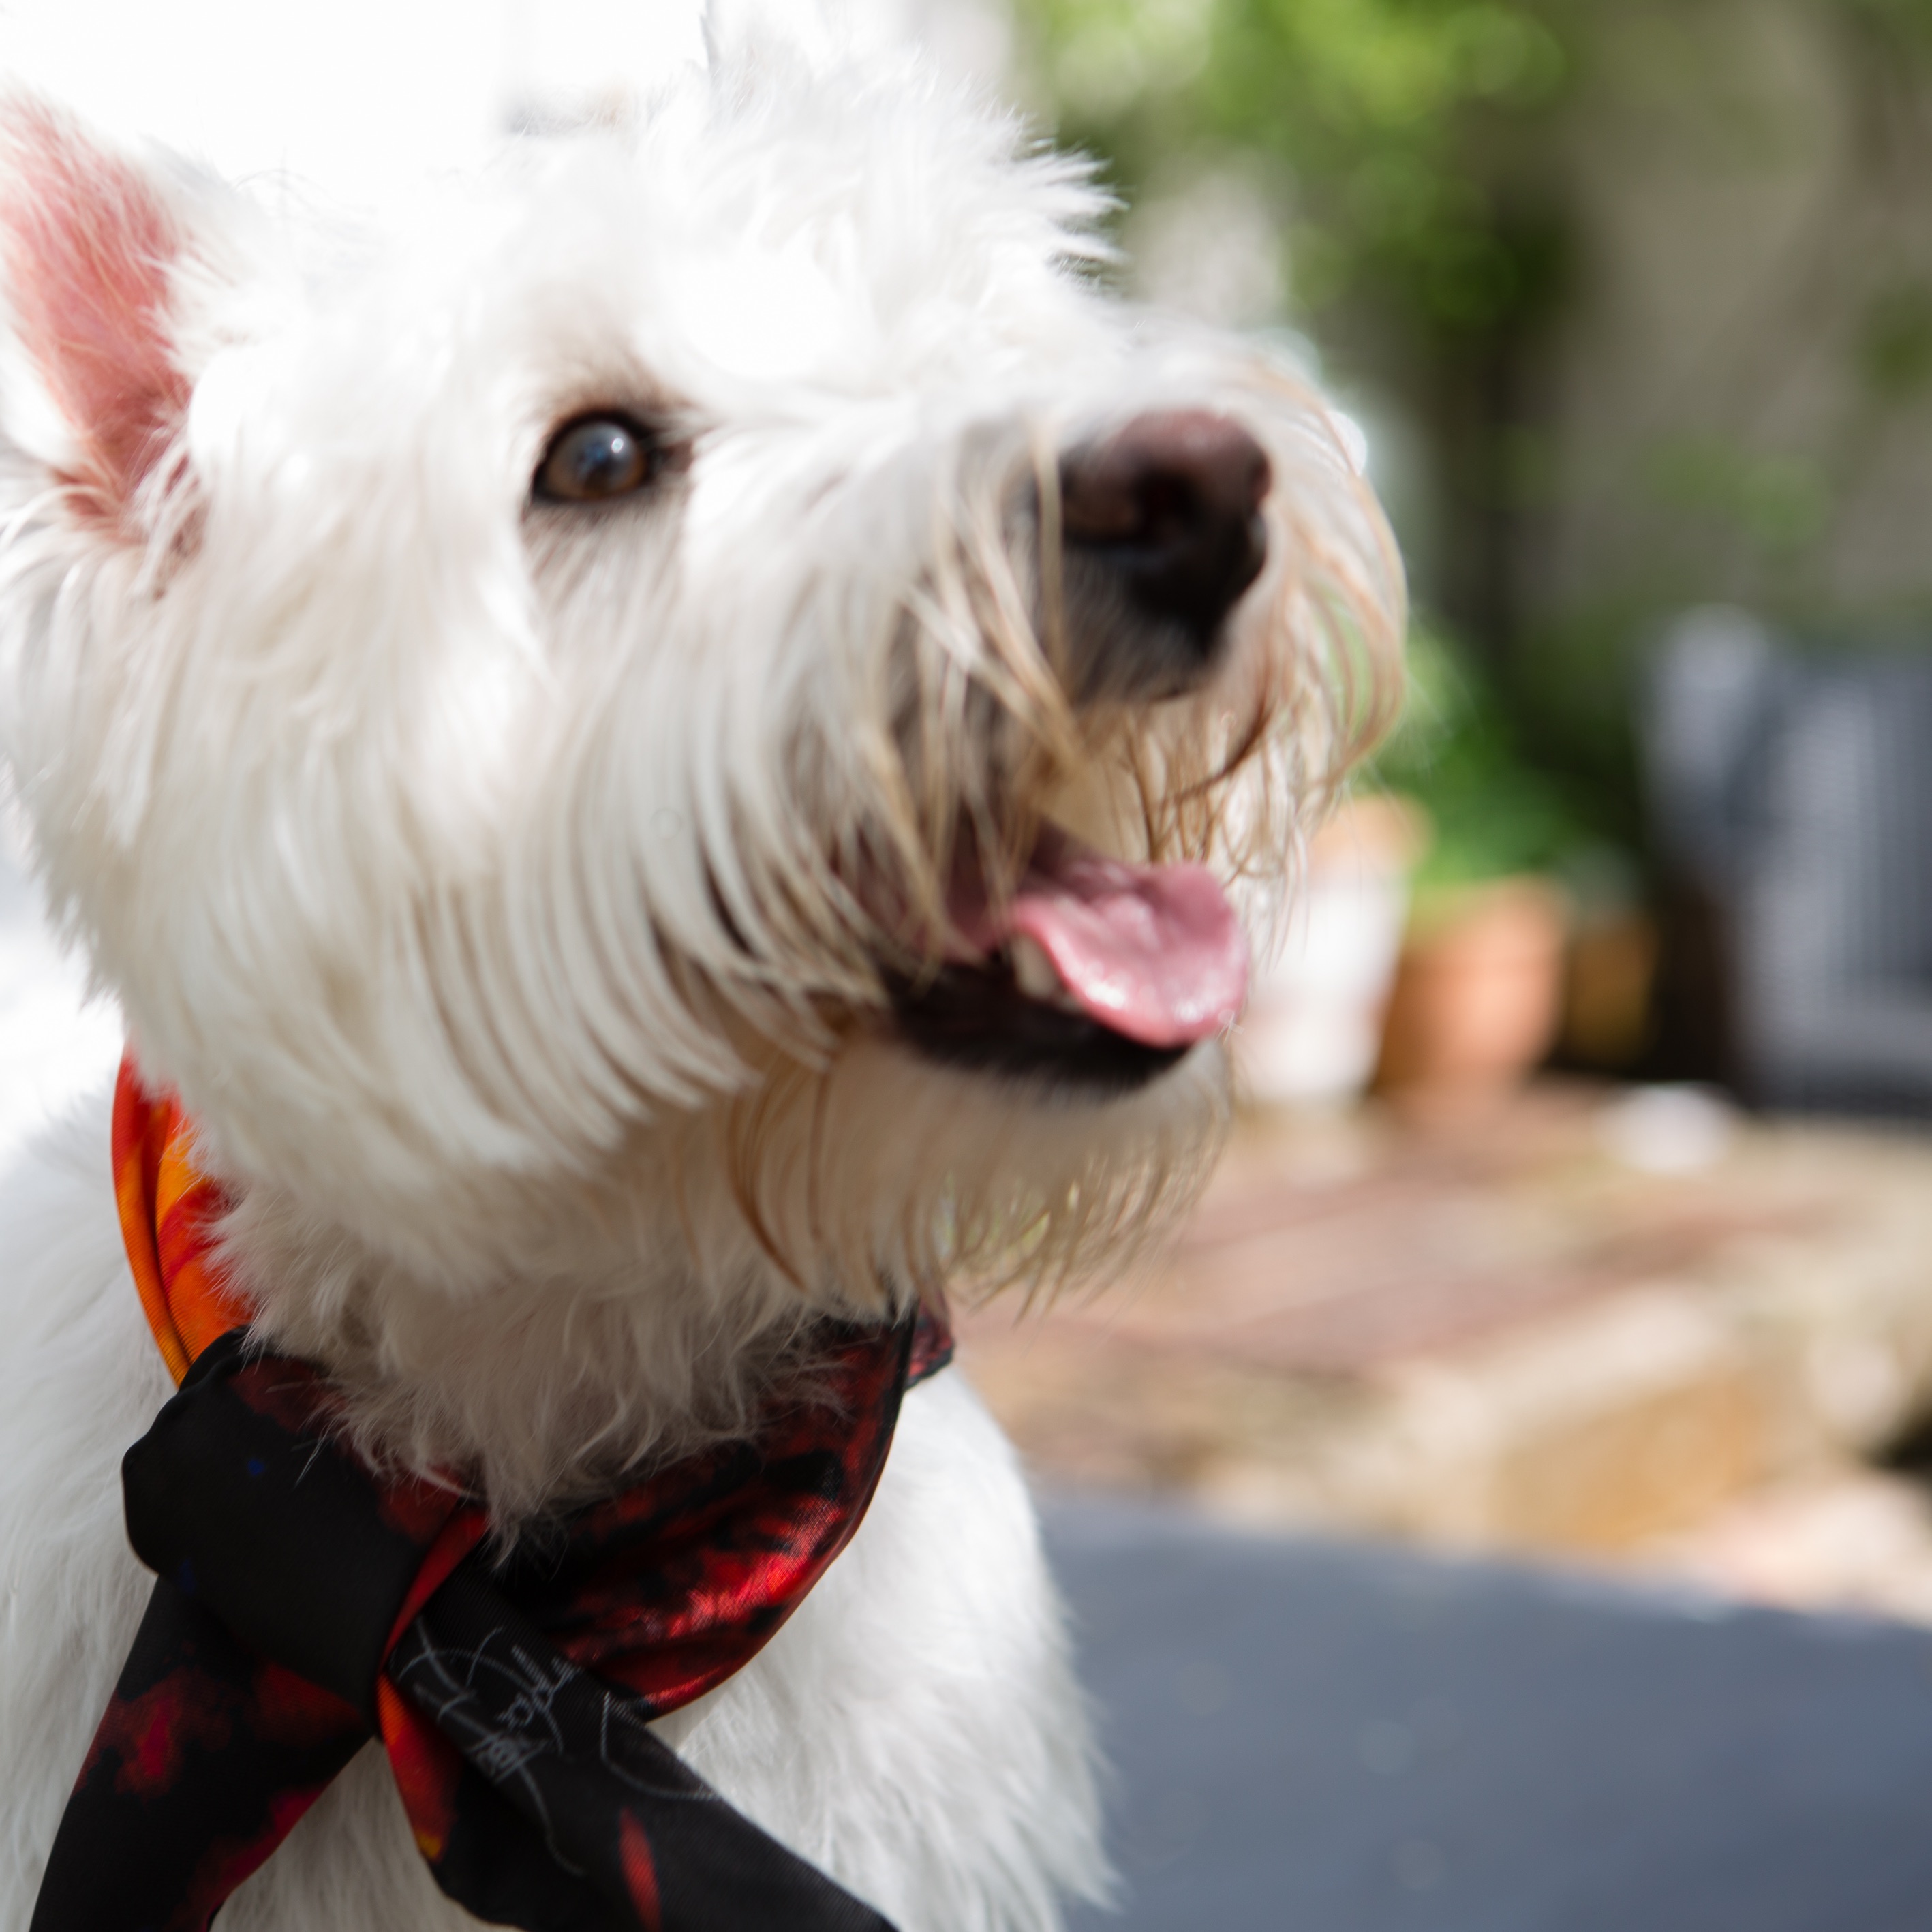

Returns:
534,414,663,504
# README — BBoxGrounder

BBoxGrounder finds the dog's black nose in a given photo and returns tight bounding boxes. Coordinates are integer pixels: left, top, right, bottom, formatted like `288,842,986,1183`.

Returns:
1058,410,1271,699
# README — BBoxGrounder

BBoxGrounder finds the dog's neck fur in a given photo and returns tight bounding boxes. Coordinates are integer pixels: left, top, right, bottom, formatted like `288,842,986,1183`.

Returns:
174,1024,1231,1525
216,1128,881,1526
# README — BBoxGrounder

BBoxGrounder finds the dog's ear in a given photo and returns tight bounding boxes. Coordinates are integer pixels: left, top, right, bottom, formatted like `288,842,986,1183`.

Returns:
0,97,198,534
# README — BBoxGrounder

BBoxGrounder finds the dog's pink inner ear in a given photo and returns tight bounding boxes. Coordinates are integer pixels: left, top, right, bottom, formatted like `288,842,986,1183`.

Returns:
0,102,191,530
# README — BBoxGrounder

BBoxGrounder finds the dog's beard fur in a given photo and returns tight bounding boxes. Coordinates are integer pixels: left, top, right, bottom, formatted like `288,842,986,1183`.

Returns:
0,44,1404,1526
227,1036,1232,1520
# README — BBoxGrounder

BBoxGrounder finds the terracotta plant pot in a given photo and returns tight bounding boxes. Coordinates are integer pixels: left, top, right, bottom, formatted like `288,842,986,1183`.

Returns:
1563,910,1660,1069
1374,876,1568,1100
1239,793,1427,1107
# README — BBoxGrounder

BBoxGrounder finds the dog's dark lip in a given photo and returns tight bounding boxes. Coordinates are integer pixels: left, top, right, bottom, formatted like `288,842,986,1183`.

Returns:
887,960,1191,1092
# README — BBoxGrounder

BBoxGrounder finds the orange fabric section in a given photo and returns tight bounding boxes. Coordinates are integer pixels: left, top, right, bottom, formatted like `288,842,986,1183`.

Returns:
112,1054,254,1383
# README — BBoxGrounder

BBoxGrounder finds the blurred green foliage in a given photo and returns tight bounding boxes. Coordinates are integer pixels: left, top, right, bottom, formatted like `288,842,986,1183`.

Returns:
1371,626,1586,885
1858,282,1932,399
1024,0,1595,877
1834,0,1932,52
1026,0,1932,337
1025,0,1570,341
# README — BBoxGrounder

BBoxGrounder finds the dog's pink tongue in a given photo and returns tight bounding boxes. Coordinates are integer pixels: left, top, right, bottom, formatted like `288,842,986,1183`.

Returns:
1007,857,1248,1048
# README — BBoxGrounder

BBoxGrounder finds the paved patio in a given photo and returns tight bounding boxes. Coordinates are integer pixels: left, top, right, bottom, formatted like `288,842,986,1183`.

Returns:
962,1084,1932,1618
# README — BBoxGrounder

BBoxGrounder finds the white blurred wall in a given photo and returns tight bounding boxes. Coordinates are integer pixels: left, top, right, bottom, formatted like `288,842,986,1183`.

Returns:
0,0,1009,206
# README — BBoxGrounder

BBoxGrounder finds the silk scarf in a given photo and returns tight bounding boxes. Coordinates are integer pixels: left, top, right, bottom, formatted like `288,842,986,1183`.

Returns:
31,1056,949,1932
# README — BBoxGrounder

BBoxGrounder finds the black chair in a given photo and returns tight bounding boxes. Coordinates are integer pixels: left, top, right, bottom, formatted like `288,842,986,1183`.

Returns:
1643,609,1932,1118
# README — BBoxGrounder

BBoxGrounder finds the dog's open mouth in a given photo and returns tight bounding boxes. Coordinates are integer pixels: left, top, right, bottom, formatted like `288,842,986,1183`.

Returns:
889,829,1248,1090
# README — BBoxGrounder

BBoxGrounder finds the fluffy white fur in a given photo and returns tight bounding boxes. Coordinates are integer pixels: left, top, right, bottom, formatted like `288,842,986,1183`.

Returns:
0,7,1402,1929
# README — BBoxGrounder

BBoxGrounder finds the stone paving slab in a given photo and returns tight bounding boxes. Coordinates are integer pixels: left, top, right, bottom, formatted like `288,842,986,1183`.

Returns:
1047,1494,1932,1932
964,1087,1932,1580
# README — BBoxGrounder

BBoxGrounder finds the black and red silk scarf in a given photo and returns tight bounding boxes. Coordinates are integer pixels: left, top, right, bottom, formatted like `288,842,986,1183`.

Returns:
31,1057,951,1932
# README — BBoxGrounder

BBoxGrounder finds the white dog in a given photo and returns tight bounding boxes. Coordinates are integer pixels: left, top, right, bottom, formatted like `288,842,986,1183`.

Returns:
0,9,1400,1930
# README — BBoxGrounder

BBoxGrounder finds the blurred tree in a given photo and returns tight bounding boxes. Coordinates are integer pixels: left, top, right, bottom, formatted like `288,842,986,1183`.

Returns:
1031,0,1566,328
1022,0,1576,662
1019,0,1932,863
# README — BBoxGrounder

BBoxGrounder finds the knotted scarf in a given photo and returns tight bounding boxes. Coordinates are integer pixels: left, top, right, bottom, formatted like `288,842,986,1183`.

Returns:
31,1056,951,1932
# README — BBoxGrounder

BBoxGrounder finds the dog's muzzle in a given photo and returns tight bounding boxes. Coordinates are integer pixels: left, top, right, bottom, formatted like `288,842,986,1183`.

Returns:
1057,408,1272,705
887,413,1271,1092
